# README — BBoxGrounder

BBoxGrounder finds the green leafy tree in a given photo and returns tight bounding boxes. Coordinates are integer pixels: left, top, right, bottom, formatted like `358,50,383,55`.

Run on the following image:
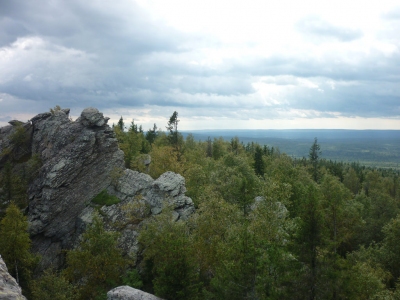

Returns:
380,214,400,285
31,269,78,300
139,208,201,299
64,213,125,300
212,137,227,160
343,167,361,195
0,203,38,293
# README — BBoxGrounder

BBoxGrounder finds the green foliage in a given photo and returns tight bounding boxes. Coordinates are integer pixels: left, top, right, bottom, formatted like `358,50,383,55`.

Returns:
0,203,39,294
122,269,143,289
309,137,321,182
145,123,158,145
93,112,400,298
117,116,124,131
31,269,78,300
254,144,265,177
139,209,201,299
64,213,125,300
381,214,400,283
91,189,120,206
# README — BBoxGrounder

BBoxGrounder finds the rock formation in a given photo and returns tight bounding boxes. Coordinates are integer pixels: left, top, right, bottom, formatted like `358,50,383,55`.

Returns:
107,286,163,300
0,107,195,270
0,255,26,300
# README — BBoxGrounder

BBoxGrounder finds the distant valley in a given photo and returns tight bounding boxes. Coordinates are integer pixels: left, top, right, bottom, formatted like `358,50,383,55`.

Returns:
183,129,400,169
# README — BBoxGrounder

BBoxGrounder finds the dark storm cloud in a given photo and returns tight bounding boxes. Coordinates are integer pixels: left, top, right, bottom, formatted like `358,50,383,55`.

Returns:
296,16,363,42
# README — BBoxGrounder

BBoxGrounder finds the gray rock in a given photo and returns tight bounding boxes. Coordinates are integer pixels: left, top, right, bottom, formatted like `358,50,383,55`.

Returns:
109,169,153,201
78,107,109,127
0,255,27,300
144,171,195,220
26,107,124,269
8,120,24,126
107,286,163,300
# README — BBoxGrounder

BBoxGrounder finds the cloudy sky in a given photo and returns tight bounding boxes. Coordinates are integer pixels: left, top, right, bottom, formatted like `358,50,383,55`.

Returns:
0,0,399,130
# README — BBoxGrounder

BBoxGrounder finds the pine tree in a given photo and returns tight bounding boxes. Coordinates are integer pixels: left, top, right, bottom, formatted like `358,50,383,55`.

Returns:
254,145,265,177
0,203,38,291
309,138,321,182
117,116,125,131
166,111,182,160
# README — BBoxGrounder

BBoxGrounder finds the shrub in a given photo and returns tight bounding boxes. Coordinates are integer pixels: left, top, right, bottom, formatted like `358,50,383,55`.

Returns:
91,190,120,206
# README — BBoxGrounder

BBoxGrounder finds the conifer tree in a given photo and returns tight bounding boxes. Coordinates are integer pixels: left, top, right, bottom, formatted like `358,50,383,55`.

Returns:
117,116,125,131
0,203,38,291
254,145,265,177
309,138,321,182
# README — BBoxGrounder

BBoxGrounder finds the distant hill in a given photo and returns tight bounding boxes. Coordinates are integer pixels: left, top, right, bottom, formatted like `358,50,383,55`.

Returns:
182,129,400,169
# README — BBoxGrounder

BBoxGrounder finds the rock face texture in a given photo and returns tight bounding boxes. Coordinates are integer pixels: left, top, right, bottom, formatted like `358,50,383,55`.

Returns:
0,107,195,269
77,169,195,261
107,286,163,300
27,107,125,269
0,255,27,300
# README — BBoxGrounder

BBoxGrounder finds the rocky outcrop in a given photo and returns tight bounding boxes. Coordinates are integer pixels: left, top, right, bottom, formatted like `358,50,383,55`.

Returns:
27,107,125,269
0,107,195,270
107,286,163,300
0,255,26,300
108,170,195,220
77,169,195,261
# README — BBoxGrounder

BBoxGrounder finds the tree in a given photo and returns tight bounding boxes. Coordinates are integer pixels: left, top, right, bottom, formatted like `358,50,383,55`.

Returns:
294,182,325,300
206,137,212,158
31,269,78,300
254,145,265,177
129,119,138,133
166,111,179,146
139,208,201,299
145,123,158,145
343,167,361,195
64,213,125,300
117,116,125,131
0,203,38,292
309,138,321,182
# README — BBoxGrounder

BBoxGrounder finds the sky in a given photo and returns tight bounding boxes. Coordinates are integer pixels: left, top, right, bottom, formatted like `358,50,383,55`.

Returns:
0,0,399,130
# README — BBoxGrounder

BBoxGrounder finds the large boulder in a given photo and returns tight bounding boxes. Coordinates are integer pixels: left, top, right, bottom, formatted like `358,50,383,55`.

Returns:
0,255,27,300
107,286,163,300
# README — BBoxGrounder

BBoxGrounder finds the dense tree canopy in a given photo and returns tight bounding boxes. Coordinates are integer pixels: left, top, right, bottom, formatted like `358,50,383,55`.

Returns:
1,111,399,299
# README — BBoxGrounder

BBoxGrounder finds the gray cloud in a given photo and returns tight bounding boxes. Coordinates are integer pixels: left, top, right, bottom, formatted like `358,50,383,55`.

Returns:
0,1,399,128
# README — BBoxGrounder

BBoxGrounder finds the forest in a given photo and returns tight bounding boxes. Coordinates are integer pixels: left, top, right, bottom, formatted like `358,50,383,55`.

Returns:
1,111,400,299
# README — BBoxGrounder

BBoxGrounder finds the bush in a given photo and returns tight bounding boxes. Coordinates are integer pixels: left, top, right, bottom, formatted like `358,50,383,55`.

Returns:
91,190,120,206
